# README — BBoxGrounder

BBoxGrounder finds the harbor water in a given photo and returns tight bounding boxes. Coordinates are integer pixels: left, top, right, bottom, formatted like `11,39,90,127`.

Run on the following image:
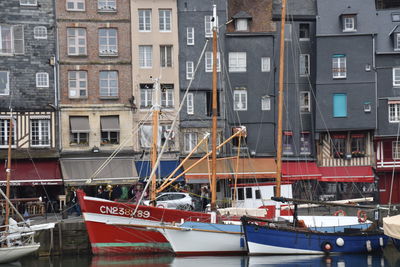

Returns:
10,245,400,267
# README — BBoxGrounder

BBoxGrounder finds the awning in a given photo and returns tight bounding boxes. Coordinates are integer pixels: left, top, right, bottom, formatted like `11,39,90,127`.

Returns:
0,160,62,186
135,160,184,181
183,158,276,183
101,116,119,132
318,166,374,183
282,162,321,181
70,117,90,133
61,158,138,185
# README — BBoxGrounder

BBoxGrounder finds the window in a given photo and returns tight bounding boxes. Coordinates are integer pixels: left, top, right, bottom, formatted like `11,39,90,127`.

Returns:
364,102,371,113
0,25,24,55
351,134,365,157
98,0,116,11
161,84,174,108
204,15,217,37
0,71,10,95
393,13,400,22
66,0,85,11
20,0,37,6
393,141,400,159
100,116,119,145
393,68,400,86
36,72,49,88
159,9,172,32
331,135,346,158
140,83,153,108
261,96,271,111
283,131,294,155
206,91,220,116
139,45,152,68
389,102,400,122
184,132,198,153
68,71,87,98
139,9,151,32
342,15,356,32
233,90,247,111
187,93,194,114
229,52,246,72
205,51,220,72
33,26,47,39
237,188,244,200
332,55,346,79
0,118,15,147
235,19,248,31
333,93,347,117
186,61,194,80
300,132,311,155
284,24,292,41
160,45,172,67
395,33,400,51
139,125,172,148
261,57,270,72
30,119,50,147
300,91,310,112
99,71,118,97
99,28,118,56
245,188,252,199
299,23,310,40
255,189,261,199
67,28,87,56
299,54,310,76
187,27,194,45
69,117,89,146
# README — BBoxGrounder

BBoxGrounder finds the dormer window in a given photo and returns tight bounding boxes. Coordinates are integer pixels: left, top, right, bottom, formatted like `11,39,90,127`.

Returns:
235,19,248,31
342,15,356,32
392,13,400,22
390,25,400,51
232,11,252,32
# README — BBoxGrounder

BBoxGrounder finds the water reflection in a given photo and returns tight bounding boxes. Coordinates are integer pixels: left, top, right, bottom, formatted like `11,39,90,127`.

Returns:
7,246,400,267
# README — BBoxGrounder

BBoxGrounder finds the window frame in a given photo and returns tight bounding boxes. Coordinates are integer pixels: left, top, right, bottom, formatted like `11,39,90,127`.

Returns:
161,84,174,108
228,52,247,72
342,15,356,32
0,118,16,148
160,45,172,68
300,91,311,112
261,96,271,111
99,71,118,98
299,23,310,41
0,25,13,55
33,26,47,40
139,45,152,68
394,33,400,51
0,71,10,96
389,102,400,123
30,119,50,147
261,57,270,72
36,72,49,88
66,0,85,11
283,131,294,155
204,15,217,38
393,141,400,159
67,28,87,56
187,27,194,45
235,19,248,31
186,61,194,80
205,51,220,72
140,84,153,108
233,90,247,111
332,55,346,79
98,0,117,12
100,116,120,145
184,132,198,153
159,9,172,32
187,93,194,115
68,70,88,98
98,28,118,56
299,54,310,76
138,9,152,32
300,132,311,155
333,93,347,118
393,67,400,87
20,0,37,6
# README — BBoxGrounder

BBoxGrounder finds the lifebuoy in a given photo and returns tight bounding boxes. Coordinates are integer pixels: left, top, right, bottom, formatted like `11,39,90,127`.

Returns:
157,204,165,209
321,241,333,252
333,209,346,216
357,210,367,223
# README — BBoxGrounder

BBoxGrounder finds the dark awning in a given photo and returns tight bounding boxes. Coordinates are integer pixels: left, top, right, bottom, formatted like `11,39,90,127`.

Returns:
61,158,138,185
135,160,184,181
101,116,119,132
70,117,90,133
282,162,321,181
319,166,374,183
0,160,62,186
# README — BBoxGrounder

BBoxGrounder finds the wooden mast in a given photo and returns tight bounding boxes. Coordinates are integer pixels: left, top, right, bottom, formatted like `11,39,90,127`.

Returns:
150,80,160,205
210,4,218,211
276,0,287,198
5,113,13,226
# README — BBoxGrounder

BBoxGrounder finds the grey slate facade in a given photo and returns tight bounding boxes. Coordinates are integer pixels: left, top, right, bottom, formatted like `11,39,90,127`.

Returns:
0,0,58,157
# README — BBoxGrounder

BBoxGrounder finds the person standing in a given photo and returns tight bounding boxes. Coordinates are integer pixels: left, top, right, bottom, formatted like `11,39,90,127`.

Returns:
201,186,209,211
68,187,81,216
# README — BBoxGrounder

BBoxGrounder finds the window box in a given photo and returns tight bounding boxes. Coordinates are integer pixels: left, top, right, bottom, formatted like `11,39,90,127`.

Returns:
333,151,345,159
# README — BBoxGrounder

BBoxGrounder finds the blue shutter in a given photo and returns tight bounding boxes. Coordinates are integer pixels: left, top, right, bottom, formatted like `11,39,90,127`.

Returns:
333,94,347,117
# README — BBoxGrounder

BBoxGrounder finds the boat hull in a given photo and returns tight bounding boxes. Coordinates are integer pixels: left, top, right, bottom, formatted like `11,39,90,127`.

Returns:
160,222,246,255
243,223,388,255
0,244,40,264
77,192,212,255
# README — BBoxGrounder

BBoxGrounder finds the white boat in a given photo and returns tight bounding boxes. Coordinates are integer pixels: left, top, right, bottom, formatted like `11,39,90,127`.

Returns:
383,214,400,250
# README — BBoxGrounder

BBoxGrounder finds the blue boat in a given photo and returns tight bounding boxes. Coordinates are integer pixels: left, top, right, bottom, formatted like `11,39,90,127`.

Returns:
241,216,388,255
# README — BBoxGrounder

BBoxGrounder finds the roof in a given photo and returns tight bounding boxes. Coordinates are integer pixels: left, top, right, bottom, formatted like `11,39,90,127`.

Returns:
232,11,252,19
273,0,316,17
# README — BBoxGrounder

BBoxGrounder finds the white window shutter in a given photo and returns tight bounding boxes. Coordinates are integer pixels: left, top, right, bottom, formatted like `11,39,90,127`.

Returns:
13,25,24,55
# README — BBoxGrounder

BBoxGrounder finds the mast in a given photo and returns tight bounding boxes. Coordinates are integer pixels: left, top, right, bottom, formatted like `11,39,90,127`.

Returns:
276,0,287,198
210,4,218,211
5,112,13,226
150,79,161,205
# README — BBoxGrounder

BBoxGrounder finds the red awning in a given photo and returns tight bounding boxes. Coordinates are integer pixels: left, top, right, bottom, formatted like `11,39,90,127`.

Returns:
0,160,62,186
282,162,321,181
318,166,374,183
